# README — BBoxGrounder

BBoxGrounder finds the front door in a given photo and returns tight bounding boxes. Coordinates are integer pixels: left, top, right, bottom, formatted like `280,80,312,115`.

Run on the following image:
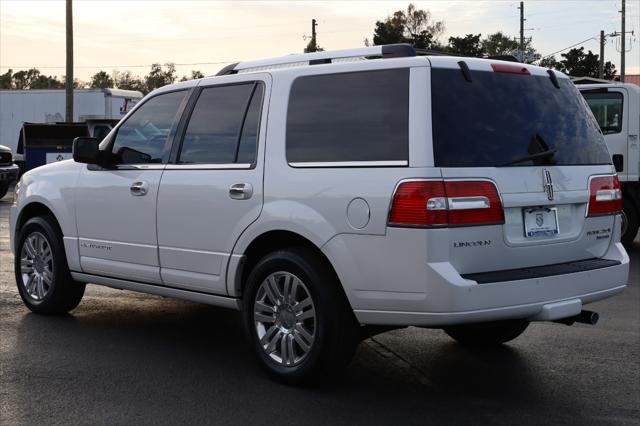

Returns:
157,76,269,294
75,89,189,283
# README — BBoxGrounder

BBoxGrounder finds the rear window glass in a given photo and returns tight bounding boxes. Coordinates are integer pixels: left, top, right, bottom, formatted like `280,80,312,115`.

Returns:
431,68,611,167
286,69,409,164
582,91,623,134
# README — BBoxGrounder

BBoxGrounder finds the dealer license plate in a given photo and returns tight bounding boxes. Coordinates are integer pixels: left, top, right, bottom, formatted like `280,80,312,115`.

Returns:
523,207,559,238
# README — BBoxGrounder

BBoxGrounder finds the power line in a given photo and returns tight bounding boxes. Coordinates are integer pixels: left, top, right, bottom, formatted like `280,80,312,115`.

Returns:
0,61,235,70
539,35,599,59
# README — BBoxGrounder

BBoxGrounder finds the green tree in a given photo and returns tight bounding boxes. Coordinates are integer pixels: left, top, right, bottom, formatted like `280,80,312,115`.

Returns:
12,68,41,89
114,70,145,92
554,47,616,79
0,69,13,89
447,33,484,57
372,3,445,49
90,70,114,89
144,63,177,93
481,31,539,62
180,70,205,82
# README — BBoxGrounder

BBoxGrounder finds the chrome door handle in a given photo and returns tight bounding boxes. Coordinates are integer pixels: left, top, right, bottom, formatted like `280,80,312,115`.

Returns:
130,181,149,196
229,183,253,200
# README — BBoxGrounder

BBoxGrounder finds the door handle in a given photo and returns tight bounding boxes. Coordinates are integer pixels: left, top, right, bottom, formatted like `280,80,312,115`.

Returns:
229,183,253,200
130,181,149,196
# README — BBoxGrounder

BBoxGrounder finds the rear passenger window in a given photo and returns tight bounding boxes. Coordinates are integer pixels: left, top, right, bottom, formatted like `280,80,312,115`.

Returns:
286,69,409,165
178,82,263,164
582,92,623,135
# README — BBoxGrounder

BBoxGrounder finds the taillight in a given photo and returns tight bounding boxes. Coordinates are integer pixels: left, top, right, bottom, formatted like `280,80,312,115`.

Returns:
388,180,504,227
587,175,622,217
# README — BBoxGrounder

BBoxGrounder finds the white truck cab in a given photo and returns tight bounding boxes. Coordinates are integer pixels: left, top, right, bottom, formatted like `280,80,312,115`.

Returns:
10,45,629,384
579,83,640,244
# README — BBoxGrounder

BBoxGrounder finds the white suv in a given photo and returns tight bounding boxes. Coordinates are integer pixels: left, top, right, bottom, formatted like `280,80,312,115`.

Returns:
10,45,629,383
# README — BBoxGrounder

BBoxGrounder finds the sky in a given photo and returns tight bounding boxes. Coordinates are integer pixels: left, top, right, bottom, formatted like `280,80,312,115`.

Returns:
0,0,638,81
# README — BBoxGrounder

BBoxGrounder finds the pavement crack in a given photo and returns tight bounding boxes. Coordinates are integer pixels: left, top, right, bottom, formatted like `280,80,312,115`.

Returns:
367,336,433,386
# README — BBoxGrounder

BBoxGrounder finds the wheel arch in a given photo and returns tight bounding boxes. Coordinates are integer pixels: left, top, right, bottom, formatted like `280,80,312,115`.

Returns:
229,229,349,307
15,201,61,250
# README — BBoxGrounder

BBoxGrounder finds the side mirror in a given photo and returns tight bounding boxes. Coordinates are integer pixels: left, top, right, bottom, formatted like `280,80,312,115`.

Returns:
72,137,101,165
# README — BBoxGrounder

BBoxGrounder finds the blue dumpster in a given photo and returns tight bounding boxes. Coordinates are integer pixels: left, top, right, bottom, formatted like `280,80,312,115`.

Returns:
21,123,89,172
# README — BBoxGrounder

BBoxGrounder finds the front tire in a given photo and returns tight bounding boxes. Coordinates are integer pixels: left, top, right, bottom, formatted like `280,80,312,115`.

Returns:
15,216,85,315
243,248,359,384
444,319,529,346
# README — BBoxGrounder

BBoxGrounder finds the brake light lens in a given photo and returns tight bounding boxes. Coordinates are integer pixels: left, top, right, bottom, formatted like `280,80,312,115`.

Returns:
389,180,504,227
587,175,622,217
491,63,530,75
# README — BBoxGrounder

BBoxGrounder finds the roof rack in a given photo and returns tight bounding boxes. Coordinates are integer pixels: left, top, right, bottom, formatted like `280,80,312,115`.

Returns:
216,44,417,75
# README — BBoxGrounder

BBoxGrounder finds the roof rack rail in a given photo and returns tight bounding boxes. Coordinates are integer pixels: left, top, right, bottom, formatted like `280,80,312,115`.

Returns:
215,43,417,75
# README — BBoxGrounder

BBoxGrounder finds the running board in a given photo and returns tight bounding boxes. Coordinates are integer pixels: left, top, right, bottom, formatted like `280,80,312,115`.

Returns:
70,272,241,310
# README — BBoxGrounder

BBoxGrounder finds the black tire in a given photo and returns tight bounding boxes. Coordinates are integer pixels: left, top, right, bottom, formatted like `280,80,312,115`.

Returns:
444,319,529,346
14,216,85,315
0,182,8,199
621,197,639,247
243,247,359,385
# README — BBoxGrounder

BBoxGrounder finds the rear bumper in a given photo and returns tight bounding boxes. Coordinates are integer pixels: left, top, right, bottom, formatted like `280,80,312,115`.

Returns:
324,223,629,327
0,164,19,183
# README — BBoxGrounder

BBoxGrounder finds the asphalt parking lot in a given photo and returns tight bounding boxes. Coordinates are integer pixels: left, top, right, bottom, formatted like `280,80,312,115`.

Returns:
0,193,638,425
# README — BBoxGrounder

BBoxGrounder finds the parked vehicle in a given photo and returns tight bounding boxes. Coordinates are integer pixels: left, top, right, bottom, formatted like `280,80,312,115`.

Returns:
0,88,142,170
0,144,19,199
579,83,640,245
10,45,629,384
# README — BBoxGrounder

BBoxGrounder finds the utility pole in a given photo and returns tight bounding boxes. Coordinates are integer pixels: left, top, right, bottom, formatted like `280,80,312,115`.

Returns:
519,1,525,62
620,0,625,82
312,18,317,45
306,19,319,53
65,0,73,122
599,30,605,79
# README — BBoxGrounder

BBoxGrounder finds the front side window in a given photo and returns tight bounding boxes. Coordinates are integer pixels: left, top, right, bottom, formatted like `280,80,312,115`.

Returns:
111,90,187,164
582,91,624,134
286,69,409,164
178,82,264,165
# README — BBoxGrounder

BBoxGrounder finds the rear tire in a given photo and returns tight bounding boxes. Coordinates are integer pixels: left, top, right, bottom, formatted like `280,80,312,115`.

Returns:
444,319,529,346
15,216,85,315
0,182,8,199
243,248,359,385
621,198,638,247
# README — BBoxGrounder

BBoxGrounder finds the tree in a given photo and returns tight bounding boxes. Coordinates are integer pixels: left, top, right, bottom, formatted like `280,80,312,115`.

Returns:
144,62,177,92
372,3,445,49
114,70,145,92
549,47,617,79
0,69,13,89
447,34,484,57
480,31,539,62
12,68,41,89
90,70,114,89
481,31,518,56
180,70,205,82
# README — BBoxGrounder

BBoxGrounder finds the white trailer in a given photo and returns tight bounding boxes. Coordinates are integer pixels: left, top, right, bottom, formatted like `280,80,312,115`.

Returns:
0,88,142,157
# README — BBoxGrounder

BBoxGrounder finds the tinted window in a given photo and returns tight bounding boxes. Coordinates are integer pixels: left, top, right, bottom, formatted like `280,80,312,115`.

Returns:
431,68,611,167
286,69,409,164
112,90,186,164
582,91,623,134
178,83,263,164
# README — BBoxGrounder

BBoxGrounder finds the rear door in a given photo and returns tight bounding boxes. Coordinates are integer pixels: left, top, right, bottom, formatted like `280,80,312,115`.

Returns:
428,59,617,275
156,74,269,295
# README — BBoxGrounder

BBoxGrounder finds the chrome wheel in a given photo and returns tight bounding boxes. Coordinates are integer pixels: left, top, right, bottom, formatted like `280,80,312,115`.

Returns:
20,232,53,301
254,271,316,366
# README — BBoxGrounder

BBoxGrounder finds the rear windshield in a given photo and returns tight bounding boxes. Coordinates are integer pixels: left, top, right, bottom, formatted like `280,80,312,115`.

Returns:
431,67,611,167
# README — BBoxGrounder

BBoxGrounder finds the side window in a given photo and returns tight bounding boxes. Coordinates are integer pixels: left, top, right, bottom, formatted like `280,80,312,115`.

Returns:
111,90,187,164
583,92,624,134
178,82,264,165
286,69,409,164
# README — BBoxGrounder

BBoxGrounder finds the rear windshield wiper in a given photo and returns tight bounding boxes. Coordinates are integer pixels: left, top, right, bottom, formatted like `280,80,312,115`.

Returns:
497,149,557,167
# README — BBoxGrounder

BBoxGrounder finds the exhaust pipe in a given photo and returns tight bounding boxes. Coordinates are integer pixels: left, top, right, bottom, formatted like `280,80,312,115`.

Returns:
554,310,599,326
